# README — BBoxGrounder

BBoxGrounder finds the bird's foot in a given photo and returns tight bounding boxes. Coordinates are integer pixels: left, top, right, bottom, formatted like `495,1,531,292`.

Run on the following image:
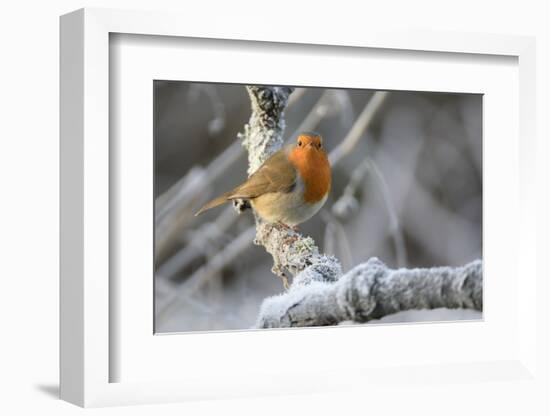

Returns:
280,274,290,291
276,221,299,233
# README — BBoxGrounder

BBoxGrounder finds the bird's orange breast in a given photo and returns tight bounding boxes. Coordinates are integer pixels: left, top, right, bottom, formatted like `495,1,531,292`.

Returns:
288,147,331,203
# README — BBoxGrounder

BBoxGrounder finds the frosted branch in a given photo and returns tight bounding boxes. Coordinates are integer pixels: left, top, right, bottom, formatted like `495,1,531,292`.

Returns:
256,258,482,328
241,86,294,174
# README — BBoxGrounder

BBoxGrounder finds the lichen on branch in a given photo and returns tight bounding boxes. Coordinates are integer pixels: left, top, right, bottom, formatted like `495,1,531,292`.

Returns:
240,86,294,175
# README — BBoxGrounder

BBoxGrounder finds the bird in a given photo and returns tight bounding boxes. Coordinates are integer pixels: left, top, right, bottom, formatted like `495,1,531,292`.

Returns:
195,132,331,227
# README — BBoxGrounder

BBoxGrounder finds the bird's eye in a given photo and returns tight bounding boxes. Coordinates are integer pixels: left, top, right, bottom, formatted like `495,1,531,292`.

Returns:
317,143,322,149
298,140,302,146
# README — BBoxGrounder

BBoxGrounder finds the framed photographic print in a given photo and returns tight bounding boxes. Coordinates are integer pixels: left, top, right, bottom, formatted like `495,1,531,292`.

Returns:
60,7,537,407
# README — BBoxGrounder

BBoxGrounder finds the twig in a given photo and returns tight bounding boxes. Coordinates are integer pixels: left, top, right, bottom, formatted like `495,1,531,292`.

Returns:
329,91,389,165
286,90,339,142
366,158,408,267
321,211,354,271
333,157,408,267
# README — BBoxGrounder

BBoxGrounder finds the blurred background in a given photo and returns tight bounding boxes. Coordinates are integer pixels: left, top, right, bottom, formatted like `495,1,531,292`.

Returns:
154,82,482,333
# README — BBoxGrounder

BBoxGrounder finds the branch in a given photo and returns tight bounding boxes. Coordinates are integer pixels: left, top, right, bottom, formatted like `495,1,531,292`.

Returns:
256,258,482,328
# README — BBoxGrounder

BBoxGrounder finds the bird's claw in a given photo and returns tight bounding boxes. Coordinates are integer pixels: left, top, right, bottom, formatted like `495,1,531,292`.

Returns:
281,275,290,290
275,221,299,233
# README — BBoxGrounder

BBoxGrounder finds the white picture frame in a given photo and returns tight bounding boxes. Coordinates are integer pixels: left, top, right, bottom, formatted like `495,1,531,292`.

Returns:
60,7,537,407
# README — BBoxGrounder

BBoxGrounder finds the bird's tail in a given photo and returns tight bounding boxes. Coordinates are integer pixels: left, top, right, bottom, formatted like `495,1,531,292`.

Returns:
194,191,234,216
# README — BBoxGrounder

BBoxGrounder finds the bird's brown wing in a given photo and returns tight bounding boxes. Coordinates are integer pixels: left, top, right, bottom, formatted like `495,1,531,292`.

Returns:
228,149,296,199
195,148,296,216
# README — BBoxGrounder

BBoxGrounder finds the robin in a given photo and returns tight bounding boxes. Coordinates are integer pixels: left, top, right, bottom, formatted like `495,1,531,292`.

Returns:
195,132,331,227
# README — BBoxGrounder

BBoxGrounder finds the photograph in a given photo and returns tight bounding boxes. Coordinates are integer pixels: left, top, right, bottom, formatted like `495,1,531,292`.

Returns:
153,82,483,333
